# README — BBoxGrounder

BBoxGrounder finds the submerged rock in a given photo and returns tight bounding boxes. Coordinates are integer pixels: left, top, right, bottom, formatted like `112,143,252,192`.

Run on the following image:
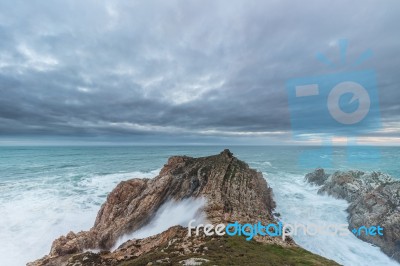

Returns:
29,151,337,266
306,168,400,262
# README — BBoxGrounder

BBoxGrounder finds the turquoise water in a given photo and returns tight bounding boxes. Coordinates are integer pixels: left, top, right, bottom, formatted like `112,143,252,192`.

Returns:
0,146,399,265
1,146,398,182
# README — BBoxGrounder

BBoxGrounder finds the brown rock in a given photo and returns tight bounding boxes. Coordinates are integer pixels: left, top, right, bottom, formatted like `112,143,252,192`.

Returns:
28,150,297,266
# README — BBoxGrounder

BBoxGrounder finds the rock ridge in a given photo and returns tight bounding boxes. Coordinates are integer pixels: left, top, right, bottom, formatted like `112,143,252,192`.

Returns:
29,150,338,266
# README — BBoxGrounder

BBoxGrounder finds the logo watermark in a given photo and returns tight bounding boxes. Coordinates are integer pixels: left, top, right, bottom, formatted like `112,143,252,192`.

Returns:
188,220,383,241
286,39,381,167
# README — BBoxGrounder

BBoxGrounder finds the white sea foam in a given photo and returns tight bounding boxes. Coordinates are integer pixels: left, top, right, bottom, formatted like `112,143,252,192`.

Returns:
262,161,273,167
113,197,206,250
0,169,160,266
264,171,399,266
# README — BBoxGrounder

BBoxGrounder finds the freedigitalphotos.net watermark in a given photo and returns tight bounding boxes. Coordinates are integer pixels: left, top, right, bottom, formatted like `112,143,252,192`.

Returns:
188,220,384,241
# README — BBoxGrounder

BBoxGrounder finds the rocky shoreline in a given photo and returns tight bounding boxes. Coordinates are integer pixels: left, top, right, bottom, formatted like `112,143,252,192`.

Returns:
305,168,400,263
29,150,337,266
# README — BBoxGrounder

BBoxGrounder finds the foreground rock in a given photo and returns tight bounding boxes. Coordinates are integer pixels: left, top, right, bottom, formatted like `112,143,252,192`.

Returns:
306,168,400,262
29,150,338,266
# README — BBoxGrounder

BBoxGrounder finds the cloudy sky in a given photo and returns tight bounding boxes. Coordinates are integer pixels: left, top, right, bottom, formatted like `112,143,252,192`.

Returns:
0,0,399,145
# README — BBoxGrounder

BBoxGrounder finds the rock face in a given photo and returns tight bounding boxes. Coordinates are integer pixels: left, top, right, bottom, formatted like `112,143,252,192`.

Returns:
306,168,400,262
29,150,338,266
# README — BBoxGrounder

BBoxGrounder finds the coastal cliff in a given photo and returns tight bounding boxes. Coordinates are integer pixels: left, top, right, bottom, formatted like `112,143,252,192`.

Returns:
305,168,400,263
29,150,337,266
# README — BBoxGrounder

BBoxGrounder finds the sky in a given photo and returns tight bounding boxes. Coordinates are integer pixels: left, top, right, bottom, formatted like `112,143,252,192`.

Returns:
0,0,399,145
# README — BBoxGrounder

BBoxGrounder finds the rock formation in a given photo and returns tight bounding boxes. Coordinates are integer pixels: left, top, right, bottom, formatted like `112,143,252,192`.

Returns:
29,150,338,266
305,168,400,263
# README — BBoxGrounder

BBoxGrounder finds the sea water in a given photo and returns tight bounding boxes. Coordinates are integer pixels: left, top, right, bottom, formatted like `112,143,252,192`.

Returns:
0,146,399,265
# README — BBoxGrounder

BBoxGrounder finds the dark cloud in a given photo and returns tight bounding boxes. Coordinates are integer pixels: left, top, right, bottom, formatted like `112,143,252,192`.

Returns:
0,0,399,144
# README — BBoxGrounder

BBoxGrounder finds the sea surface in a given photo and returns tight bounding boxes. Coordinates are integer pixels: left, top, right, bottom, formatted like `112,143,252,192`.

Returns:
0,146,399,266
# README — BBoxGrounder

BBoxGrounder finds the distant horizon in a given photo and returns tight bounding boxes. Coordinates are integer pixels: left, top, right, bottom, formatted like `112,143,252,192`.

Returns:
1,141,400,147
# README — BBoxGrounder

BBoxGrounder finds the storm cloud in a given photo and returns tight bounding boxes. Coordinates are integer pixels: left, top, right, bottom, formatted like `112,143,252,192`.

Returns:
0,0,399,144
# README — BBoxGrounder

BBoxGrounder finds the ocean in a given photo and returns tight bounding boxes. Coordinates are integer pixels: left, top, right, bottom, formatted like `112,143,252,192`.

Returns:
0,145,399,266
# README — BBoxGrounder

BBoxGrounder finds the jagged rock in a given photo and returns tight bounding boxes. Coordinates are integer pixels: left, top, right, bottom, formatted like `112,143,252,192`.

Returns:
304,168,329,186
305,168,400,262
29,150,337,266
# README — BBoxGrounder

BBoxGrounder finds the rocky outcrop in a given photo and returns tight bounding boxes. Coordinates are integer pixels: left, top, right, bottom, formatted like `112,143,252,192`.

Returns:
33,224,337,266
305,168,329,186
29,150,338,266
306,168,400,262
